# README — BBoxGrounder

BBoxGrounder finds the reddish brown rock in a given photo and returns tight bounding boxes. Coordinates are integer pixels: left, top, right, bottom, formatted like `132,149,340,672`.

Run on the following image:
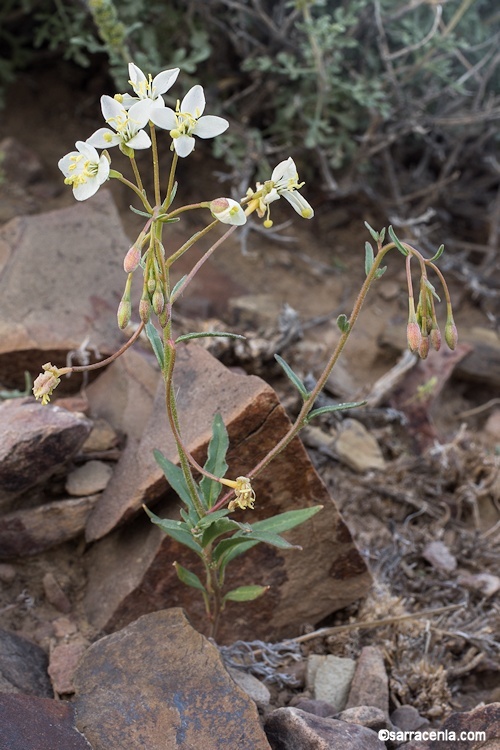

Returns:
0,398,91,511
83,344,371,643
430,703,500,749
42,572,72,613
48,638,89,696
0,693,93,750
346,646,389,715
72,609,271,750
0,190,138,392
0,494,99,558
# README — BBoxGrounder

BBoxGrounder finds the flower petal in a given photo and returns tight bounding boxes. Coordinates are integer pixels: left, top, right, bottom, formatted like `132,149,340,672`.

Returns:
181,85,205,118
128,63,146,86
75,140,99,162
97,155,111,184
282,190,314,219
120,93,137,110
149,107,177,130
271,157,296,184
86,128,121,148
153,68,180,95
194,115,229,139
174,134,196,157
126,130,152,150
128,99,153,128
73,179,101,201
100,95,124,125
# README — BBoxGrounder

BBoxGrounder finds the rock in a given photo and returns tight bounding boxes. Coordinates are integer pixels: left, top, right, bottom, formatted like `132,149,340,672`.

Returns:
292,698,337,717
81,418,119,453
229,293,284,329
72,609,271,749
0,693,92,750
42,572,72,613
264,707,385,750
0,628,53,697
0,190,138,392
0,137,43,187
0,494,99,558
0,562,16,583
227,667,271,708
391,705,430,731
346,646,389,715
422,540,457,573
336,705,389,731
84,344,371,643
434,702,500,749
65,460,113,496
457,570,500,598
0,398,92,511
307,655,356,712
333,419,386,472
48,639,89,696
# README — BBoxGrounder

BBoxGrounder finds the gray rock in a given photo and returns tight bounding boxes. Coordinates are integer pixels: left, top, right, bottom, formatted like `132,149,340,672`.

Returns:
42,572,72,613
227,667,271,708
0,693,93,750
391,705,430,731
72,608,271,750
264,707,386,749
292,698,337,718
307,655,356,712
0,628,53,697
65,460,113,496
333,419,386,472
0,399,91,510
336,705,389,731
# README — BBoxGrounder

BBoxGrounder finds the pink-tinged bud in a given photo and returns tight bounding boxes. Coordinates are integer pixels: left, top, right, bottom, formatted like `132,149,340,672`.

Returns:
430,326,441,351
419,335,430,359
407,321,422,353
117,299,131,329
445,320,458,350
139,297,151,324
123,244,141,273
152,289,164,315
147,276,156,294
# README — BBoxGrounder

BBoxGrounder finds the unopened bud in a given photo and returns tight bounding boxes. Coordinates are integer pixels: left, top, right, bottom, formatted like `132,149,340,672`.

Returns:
117,299,131,329
445,319,458,350
418,335,430,359
123,244,141,273
139,296,151,324
407,321,422,353
430,326,441,351
152,289,164,315
147,276,156,294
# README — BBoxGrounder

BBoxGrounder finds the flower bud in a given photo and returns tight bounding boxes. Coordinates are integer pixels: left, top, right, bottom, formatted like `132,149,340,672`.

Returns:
407,321,422,353
419,335,430,359
139,296,151,324
147,276,156,294
430,326,441,351
445,319,458,350
123,244,141,273
152,289,165,315
117,298,131,329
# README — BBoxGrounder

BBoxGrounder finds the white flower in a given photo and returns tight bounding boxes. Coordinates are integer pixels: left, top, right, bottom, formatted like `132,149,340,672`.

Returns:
266,158,314,219
58,141,110,200
118,63,180,117
87,96,152,152
150,84,229,157
210,197,247,226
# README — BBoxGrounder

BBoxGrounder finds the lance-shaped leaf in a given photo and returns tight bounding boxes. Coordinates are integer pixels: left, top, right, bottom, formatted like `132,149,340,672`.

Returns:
365,242,374,276
176,331,246,344
173,561,206,592
305,400,367,423
388,225,409,256
145,320,164,368
364,221,380,242
223,585,270,603
199,413,229,508
375,266,387,279
153,449,200,522
171,275,187,300
143,505,202,553
274,354,309,399
429,244,445,263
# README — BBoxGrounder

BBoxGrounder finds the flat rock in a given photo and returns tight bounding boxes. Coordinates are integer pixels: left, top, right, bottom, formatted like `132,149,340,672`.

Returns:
65,460,113,496
264,707,385,750
0,494,99,558
0,190,137,392
336,705,389,731
227,667,271,708
0,398,91,511
432,702,500,749
0,693,93,750
83,345,371,643
307,655,356,712
333,419,386,472
346,646,389,715
0,627,53,697
48,638,89,696
72,608,271,750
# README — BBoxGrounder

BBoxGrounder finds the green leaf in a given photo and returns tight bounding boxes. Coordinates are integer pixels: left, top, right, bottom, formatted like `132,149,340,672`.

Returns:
200,517,242,548
388,225,409,256
379,228,386,244
173,562,206,592
223,585,269,603
424,278,441,302
145,321,164,368
153,450,199,522
199,413,229,508
143,506,202,553
375,266,387,279
274,354,309,399
171,275,187,300
128,204,151,218
176,331,246,344
336,314,350,333
429,244,445,263
305,400,366,423
365,242,374,276
364,221,379,242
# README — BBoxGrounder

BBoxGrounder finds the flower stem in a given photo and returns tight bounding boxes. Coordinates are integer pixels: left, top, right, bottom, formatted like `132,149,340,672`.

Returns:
65,323,145,373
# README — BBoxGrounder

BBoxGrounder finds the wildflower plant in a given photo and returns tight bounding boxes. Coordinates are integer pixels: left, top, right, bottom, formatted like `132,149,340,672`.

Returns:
33,61,457,639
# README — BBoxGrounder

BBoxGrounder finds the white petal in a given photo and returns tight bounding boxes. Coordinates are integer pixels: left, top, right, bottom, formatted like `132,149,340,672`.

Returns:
86,128,121,148
153,68,180,95
271,157,296,184
73,178,101,201
149,107,177,130
282,190,314,219
120,93,138,110
58,152,77,176
174,135,196,157
97,155,111,184
75,140,99,162
181,85,205,118
128,63,146,86
194,115,229,139
128,99,153,128
126,130,152,150
263,188,280,206
100,95,124,125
